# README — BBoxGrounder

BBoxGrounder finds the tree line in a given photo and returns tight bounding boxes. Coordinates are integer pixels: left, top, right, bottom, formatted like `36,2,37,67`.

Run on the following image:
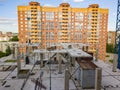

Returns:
0,46,11,58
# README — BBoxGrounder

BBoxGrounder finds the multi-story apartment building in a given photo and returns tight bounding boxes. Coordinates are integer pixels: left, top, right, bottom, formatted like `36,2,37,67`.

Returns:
18,1,108,60
0,31,13,41
107,31,116,45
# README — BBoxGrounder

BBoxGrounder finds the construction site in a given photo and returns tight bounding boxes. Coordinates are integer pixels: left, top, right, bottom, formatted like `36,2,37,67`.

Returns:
1,0,120,90
0,42,120,90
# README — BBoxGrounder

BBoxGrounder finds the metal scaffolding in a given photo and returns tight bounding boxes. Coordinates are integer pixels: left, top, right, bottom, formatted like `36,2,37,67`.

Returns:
114,0,120,71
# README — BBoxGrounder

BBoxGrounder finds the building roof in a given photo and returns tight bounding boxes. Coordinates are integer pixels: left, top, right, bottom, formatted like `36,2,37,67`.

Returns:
59,3,70,7
68,48,92,57
88,4,99,8
33,49,67,54
29,1,40,6
33,48,92,59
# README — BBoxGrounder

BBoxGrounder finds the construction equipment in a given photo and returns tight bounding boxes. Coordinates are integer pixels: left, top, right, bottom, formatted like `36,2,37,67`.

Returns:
114,0,120,71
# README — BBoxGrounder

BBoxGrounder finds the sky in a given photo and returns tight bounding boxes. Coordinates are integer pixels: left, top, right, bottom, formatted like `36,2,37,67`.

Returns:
0,0,118,33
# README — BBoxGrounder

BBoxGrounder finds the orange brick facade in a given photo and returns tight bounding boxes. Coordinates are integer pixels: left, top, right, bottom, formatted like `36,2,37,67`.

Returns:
18,2,108,60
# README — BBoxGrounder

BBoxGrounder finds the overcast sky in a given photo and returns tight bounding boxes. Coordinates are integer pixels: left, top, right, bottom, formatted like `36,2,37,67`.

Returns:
0,0,118,33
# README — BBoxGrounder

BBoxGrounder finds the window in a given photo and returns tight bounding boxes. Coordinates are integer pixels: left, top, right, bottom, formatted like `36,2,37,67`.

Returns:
74,33,82,40
25,18,28,20
55,16,57,18
37,22,42,30
25,22,27,24
20,18,23,20
79,33,82,40
28,22,31,30
50,33,54,40
68,23,71,30
27,11,31,15
21,25,23,27
27,11,31,20
25,14,27,17
88,13,92,20
98,13,101,19
21,28,23,31
59,12,62,20
58,22,62,30
87,32,91,37
75,13,84,20
46,22,54,30
37,11,41,20
88,23,92,30
20,14,23,17
25,25,27,28
59,15,62,20
75,22,83,30
20,21,23,24
96,31,99,37
46,12,54,20
46,32,54,40
97,23,100,30
20,11,22,14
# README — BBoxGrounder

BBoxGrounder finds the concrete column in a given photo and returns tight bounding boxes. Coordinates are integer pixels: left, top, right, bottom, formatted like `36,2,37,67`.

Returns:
34,53,36,61
95,68,102,90
40,53,44,68
67,55,71,71
33,53,35,64
72,57,75,67
113,54,118,72
17,56,21,73
17,47,21,74
58,54,62,74
23,53,26,65
26,46,30,56
15,46,18,60
64,69,69,90
12,45,15,59
65,61,70,72
57,53,62,74
65,62,69,72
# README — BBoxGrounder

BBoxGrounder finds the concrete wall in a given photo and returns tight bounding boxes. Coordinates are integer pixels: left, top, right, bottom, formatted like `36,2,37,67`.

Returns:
82,70,95,89
75,62,96,89
75,68,95,89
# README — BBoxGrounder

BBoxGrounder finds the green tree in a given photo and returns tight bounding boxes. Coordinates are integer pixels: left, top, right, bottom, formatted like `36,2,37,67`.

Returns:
5,46,11,56
106,43,114,53
10,36,18,41
0,51,6,58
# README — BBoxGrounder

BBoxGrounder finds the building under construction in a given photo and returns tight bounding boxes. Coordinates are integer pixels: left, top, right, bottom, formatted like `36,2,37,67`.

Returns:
13,42,102,90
